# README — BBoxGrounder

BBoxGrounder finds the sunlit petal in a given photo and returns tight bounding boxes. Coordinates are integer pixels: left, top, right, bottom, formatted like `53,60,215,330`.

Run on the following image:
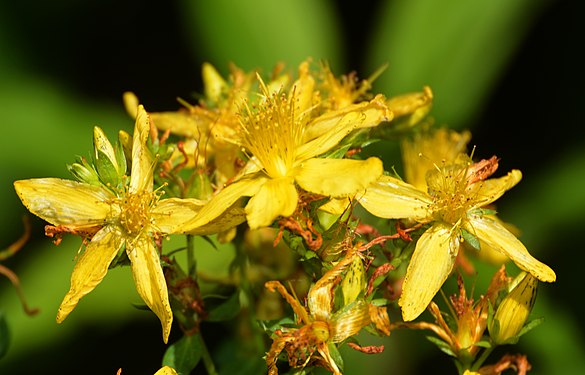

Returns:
358,175,431,221
295,157,383,197
295,112,363,161
245,177,298,229
303,95,391,142
469,169,522,208
467,215,556,282
127,236,173,343
56,225,123,323
14,178,112,227
399,223,459,321
152,198,206,233
178,175,266,232
130,105,154,193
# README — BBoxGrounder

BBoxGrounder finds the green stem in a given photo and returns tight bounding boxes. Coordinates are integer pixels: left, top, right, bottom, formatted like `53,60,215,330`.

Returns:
197,333,218,375
471,345,495,372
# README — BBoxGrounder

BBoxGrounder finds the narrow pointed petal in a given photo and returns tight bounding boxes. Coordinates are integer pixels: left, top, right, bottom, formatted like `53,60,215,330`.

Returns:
330,299,371,342
130,105,154,193
127,236,173,343
467,215,556,282
358,175,432,221
153,197,246,235
308,246,360,320
303,95,392,142
399,223,459,321
295,157,383,197
177,175,266,232
470,169,522,208
152,198,206,233
295,113,363,160
245,177,297,229
14,178,112,227
56,225,123,323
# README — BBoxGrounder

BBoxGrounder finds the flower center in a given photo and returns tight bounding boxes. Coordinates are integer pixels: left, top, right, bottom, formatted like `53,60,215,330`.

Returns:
238,89,305,178
117,191,155,235
310,320,330,343
428,164,474,225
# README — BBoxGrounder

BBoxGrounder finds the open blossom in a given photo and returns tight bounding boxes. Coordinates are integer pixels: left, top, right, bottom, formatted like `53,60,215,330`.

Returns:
13,106,240,342
358,156,556,321
177,72,391,232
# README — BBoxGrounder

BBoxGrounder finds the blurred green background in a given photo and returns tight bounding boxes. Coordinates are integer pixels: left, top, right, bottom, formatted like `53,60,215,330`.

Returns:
1,0,584,374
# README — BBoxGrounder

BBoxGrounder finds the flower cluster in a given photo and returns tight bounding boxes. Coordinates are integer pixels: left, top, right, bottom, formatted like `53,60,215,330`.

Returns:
13,59,555,374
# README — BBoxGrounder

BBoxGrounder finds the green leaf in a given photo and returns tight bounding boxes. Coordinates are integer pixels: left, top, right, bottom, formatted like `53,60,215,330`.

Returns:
179,0,343,73
425,335,456,358
460,228,481,251
162,334,203,375
0,311,9,359
205,291,241,322
365,0,551,129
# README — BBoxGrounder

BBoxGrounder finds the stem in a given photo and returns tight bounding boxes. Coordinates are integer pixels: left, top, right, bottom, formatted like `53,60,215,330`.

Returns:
197,333,218,375
471,345,495,372
186,234,196,277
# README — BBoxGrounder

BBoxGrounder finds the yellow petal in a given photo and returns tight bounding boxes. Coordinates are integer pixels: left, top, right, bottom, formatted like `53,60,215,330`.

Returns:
154,197,246,236
245,177,297,229
399,223,459,321
358,175,432,221
303,95,392,142
470,169,522,208
127,236,173,343
290,60,315,122
56,225,123,323
152,198,206,233
130,105,153,193
295,157,383,197
330,299,371,343
295,107,376,161
318,197,352,215
154,366,178,375
14,178,112,227
308,245,361,320
467,215,556,282
178,175,266,232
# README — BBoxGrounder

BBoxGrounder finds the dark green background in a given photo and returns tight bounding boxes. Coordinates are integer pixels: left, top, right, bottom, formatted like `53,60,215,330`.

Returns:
1,0,583,374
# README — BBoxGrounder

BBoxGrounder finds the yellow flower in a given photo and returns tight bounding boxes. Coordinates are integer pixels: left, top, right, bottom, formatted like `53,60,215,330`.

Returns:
400,126,471,191
358,157,556,321
264,246,390,375
177,76,391,231
13,106,235,343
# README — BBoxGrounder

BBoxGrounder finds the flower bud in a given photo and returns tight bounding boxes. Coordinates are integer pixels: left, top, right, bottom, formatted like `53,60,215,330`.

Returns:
489,272,538,345
93,126,125,186
202,62,227,104
67,157,100,185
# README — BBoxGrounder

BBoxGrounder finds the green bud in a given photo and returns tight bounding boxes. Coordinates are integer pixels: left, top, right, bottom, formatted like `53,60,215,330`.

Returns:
93,126,122,187
489,272,538,345
67,157,100,185
341,256,366,306
118,130,133,170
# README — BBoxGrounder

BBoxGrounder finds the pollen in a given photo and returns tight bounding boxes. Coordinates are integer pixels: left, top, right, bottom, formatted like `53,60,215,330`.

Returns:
428,164,476,225
115,191,157,235
237,81,305,179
